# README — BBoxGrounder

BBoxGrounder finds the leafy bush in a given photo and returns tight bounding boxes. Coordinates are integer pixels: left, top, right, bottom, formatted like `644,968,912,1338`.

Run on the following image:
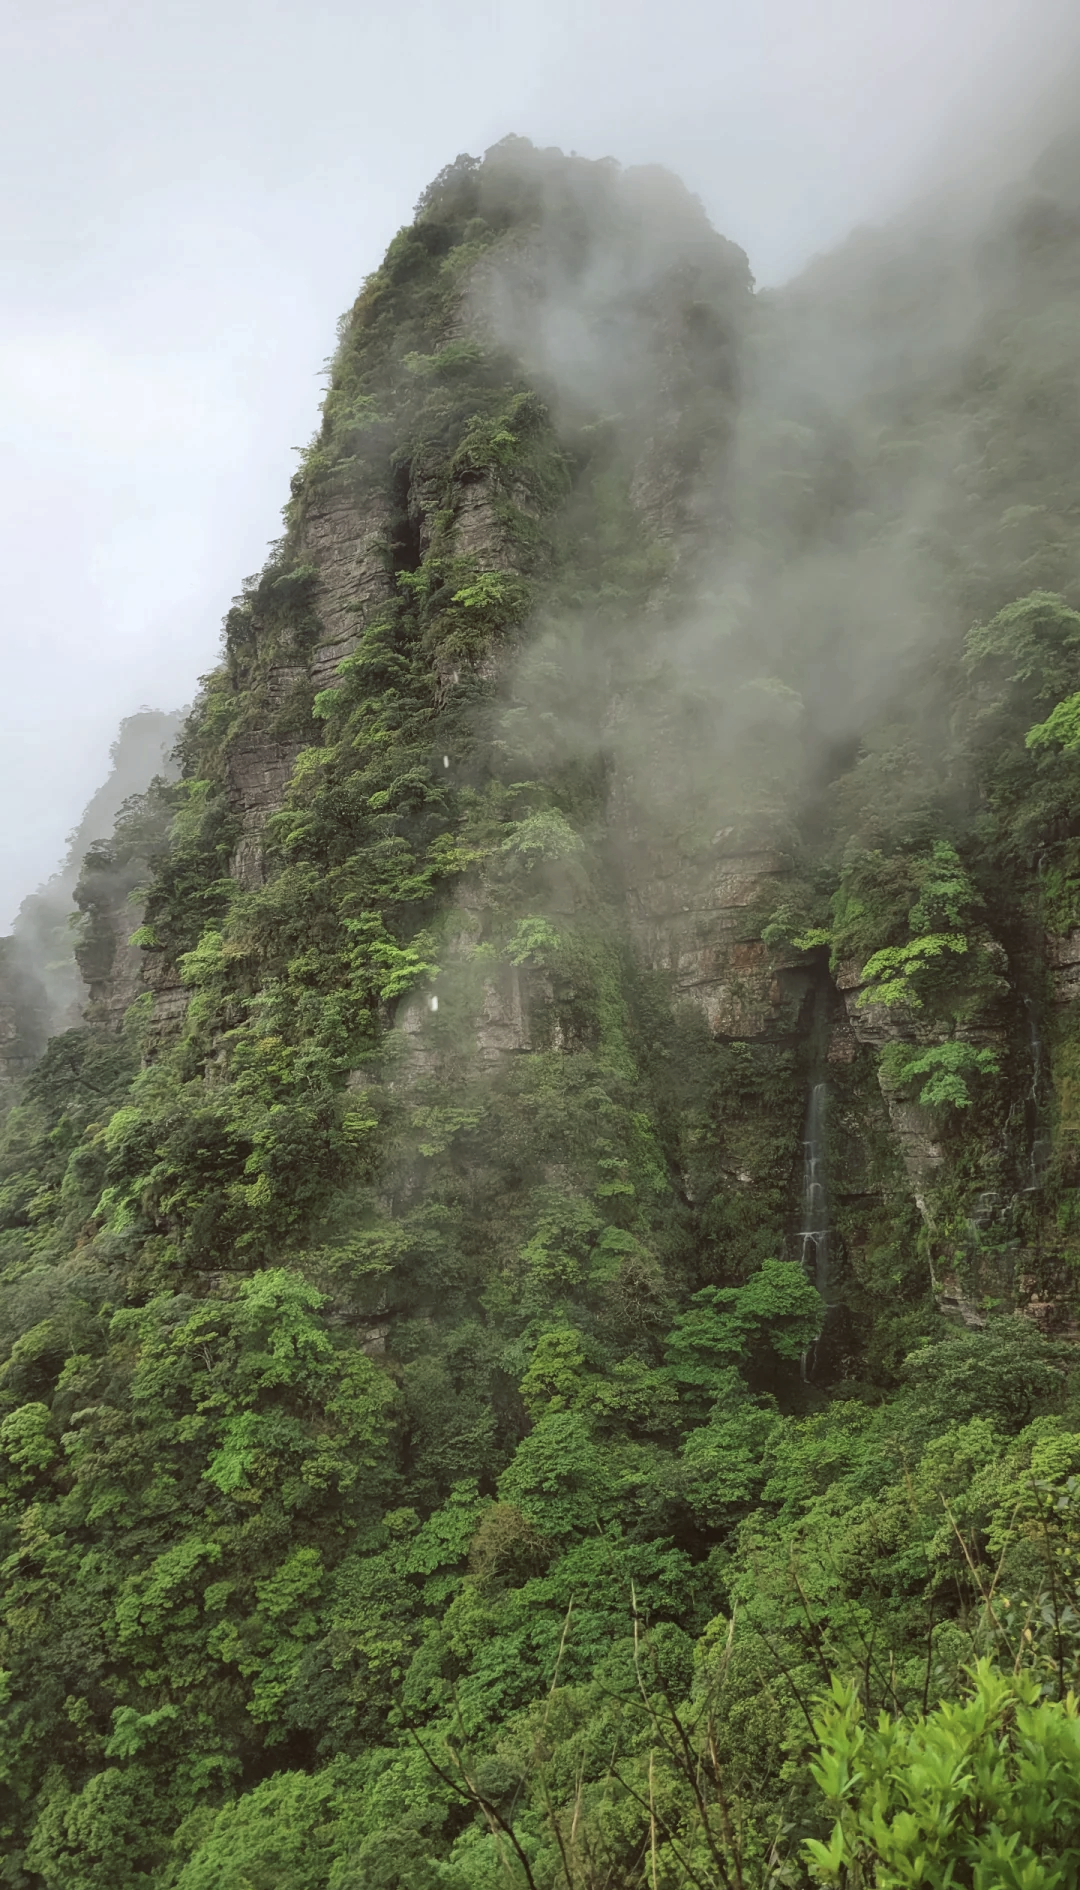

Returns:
879,1039,1000,1111
806,1661,1080,1889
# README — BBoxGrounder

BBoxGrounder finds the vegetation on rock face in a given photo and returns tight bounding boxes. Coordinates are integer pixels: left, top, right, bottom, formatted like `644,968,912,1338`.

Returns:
0,711,183,1073
5,133,1080,1883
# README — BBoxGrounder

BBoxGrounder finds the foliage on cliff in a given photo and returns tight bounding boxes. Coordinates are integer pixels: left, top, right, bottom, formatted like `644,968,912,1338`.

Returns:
5,134,1080,1885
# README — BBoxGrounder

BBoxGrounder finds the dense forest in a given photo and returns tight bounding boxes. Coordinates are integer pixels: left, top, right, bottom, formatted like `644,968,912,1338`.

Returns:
5,133,1080,1885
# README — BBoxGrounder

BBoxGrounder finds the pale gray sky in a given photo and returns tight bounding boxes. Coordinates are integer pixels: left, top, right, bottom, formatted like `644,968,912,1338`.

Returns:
2,0,1076,925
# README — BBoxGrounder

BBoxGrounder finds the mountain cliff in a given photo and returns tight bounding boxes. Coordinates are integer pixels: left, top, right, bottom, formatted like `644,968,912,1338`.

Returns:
5,135,1080,1886
0,710,182,1083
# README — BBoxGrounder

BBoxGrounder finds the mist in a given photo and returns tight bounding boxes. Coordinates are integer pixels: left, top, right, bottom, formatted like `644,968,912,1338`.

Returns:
4,0,1080,928
473,99,1080,850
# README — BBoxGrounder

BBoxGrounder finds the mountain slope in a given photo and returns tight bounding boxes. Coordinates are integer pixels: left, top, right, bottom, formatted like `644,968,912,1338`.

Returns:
4,135,1080,1887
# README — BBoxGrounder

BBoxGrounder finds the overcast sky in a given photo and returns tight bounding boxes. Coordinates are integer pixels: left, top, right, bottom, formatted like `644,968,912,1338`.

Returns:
2,0,1077,926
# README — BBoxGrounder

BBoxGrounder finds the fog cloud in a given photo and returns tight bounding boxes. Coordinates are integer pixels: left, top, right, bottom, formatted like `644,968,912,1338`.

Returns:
3,0,1078,924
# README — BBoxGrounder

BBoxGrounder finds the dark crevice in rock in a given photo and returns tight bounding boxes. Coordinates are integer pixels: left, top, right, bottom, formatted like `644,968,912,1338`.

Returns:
390,459,424,575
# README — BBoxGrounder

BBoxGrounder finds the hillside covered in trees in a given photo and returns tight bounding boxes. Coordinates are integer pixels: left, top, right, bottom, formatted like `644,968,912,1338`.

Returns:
5,133,1080,1885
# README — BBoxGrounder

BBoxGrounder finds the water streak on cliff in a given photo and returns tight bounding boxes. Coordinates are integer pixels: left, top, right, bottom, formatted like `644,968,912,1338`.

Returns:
799,1078,830,1380
1023,995,1051,1191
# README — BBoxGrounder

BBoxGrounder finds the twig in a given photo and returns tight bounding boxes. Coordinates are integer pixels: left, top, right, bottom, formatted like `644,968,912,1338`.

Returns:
649,1751,659,1890
404,1721,540,1890
607,1759,714,1890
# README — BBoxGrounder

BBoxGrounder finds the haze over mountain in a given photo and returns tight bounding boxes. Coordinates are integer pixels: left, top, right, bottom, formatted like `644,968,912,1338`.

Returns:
5,94,1080,1878
4,0,1080,926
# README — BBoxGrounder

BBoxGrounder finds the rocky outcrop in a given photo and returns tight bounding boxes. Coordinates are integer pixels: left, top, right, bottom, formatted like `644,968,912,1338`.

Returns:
142,951,190,1055
1046,928,1080,1004
76,913,144,1030
303,481,397,691
1017,1252,1080,1337
0,711,185,1066
832,955,1014,1210
474,966,535,1060
0,941,49,1085
451,473,524,568
226,726,306,888
626,847,814,1040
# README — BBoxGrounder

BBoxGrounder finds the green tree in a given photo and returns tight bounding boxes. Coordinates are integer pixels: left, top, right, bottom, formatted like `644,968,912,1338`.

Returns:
664,1258,823,1413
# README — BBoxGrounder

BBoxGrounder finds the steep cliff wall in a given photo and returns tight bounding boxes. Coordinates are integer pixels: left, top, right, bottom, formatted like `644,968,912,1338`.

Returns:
7,133,1080,1886
0,709,182,1076
30,137,1080,1361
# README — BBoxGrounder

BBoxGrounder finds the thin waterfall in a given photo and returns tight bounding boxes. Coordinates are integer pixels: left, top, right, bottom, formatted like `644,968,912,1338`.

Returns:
1022,996,1051,1191
1024,995,1044,1096
798,1080,829,1380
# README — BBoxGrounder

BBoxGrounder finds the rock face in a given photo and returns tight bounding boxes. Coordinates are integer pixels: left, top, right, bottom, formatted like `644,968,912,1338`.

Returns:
37,135,1080,1359
0,941,48,1086
303,482,397,689
142,952,191,1054
222,429,539,891
1047,929,1080,1005
0,710,185,1050
226,721,308,889
834,955,1019,1198
208,144,752,1069
626,848,812,1041
74,877,146,1032
831,959,947,1204
474,966,535,1060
